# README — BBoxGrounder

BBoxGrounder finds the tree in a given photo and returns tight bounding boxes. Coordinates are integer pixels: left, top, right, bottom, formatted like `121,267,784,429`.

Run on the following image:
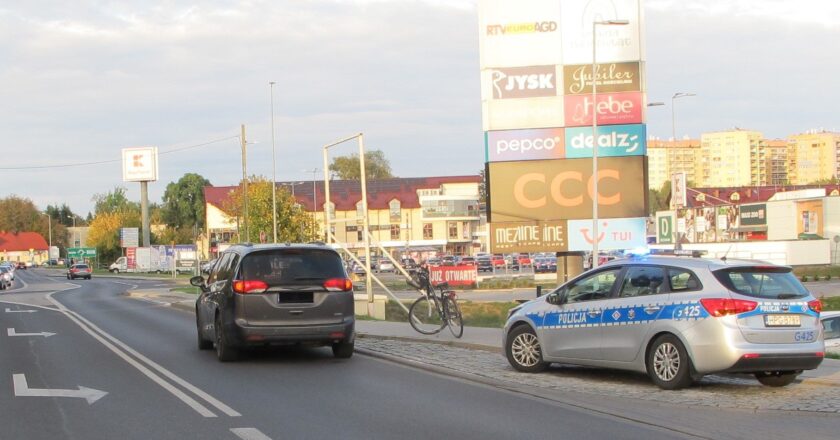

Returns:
648,181,672,215
161,173,211,230
222,176,317,243
329,150,394,180
92,187,138,215
478,168,487,204
0,196,67,250
87,210,141,263
46,203,82,227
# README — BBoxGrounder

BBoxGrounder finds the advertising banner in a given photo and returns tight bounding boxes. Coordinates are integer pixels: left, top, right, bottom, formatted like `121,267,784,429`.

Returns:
478,0,563,68
564,124,646,158
560,0,644,65
126,247,137,270
796,200,823,236
490,220,567,253
488,156,647,222
486,128,565,162
739,203,767,226
122,147,159,182
656,213,674,244
481,65,560,100
482,97,565,131
567,217,647,251
670,172,687,209
120,228,139,248
562,62,642,95
429,265,478,287
564,92,643,127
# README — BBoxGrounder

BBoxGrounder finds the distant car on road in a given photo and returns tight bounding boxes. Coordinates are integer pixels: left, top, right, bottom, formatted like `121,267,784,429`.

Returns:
504,252,825,390
67,264,92,280
0,266,12,289
193,243,355,361
16,262,26,270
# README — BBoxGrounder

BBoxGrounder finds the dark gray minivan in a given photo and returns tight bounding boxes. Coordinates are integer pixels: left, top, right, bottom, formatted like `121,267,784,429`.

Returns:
192,243,355,362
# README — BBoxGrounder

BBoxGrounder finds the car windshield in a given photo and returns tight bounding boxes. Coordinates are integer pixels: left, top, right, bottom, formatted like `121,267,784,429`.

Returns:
713,267,810,299
239,249,346,286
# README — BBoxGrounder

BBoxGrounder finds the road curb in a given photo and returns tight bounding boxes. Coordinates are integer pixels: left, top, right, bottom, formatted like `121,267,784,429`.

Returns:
355,333,502,354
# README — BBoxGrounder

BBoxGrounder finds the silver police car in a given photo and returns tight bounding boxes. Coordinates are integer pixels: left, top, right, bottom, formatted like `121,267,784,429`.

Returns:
503,251,825,389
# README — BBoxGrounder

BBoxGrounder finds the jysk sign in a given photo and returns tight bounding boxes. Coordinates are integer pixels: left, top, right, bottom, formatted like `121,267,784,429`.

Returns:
484,65,559,99
564,124,646,158
740,204,767,226
488,156,647,222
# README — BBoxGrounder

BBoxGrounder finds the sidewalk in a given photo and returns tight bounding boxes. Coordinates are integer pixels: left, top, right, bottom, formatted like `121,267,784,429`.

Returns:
126,288,840,386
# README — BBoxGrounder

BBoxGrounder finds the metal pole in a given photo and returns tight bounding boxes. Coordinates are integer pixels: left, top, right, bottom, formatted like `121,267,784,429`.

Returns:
241,124,249,242
140,181,150,247
591,20,599,269
359,134,373,304
270,82,278,243
671,94,676,141
322,150,331,244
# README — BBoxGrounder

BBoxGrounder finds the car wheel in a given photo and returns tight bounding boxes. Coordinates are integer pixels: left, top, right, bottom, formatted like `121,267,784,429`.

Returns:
755,371,799,387
505,325,547,373
197,316,213,350
214,313,240,362
332,340,354,359
647,334,694,390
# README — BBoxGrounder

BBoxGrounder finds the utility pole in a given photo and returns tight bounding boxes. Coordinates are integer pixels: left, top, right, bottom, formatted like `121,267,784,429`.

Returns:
241,124,249,242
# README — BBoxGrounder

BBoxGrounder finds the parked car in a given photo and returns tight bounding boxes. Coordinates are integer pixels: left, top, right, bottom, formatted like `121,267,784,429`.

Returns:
516,254,532,268
504,254,520,271
400,258,418,271
477,256,494,273
16,261,26,270
460,256,476,267
426,257,441,267
441,256,457,266
0,263,15,280
491,254,506,268
504,252,825,390
534,257,557,273
192,243,355,361
821,311,840,354
378,259,395,273
67,264,92,280
0,266,12,289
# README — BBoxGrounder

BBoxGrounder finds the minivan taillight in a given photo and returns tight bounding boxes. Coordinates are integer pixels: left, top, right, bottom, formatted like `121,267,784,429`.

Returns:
808,299,823,313
232,280,269,294
324,278,353,292
700,298,758,317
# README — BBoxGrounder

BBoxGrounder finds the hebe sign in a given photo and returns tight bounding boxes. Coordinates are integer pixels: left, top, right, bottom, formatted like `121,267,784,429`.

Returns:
486,128,565,162
564,92,643,127
564,124,646,158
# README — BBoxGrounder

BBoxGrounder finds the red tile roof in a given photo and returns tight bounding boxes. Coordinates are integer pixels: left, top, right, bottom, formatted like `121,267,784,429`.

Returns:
204,175,481,213
0,232,49,252
685,185,840,208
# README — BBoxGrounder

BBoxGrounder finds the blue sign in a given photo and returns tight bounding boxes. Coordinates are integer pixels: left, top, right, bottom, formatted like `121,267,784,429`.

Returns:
567,217,647,251
564,124,647,158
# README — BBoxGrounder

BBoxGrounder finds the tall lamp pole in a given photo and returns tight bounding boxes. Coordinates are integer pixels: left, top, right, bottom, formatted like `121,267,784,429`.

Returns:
269,81,278,243
591,19,629,269
671,92,696,140
40,212,52,263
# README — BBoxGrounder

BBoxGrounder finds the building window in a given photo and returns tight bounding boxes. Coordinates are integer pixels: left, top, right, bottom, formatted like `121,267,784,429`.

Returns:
356,201,365,225
323,202,335,218
357,230,363,242
390,224,400,240
389,199,401,223
448,222,458,239
423,223,433,239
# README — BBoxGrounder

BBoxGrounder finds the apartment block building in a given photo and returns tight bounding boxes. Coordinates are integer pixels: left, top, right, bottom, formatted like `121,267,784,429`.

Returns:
647,139,702,189
787,131,840,185
698,130,762,187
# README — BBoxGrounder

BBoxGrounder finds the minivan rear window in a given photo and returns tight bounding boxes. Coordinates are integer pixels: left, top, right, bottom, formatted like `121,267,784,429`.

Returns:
713,267,809,300
239,249,346,285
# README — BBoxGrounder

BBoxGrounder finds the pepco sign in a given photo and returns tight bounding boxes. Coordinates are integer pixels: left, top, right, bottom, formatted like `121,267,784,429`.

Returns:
486,128,565,162
489,156,647,222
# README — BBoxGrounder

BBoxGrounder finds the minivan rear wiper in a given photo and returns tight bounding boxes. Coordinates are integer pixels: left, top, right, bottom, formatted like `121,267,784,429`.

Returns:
776,293,802,299
293,277,327,281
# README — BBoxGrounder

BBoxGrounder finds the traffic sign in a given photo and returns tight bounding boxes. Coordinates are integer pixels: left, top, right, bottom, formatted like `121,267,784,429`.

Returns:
67,247,97,259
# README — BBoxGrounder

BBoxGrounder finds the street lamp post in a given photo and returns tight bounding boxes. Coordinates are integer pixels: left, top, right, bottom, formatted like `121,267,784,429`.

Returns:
671,92,696,140
270,81,278,243
591,19,629,270
40,212,52,263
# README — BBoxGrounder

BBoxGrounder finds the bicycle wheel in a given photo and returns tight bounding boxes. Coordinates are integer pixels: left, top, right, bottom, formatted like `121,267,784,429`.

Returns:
444,296,464,338
409,296,445,335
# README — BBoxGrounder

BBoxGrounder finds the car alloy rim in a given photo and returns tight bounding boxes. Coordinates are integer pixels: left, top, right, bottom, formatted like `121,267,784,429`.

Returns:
653,342,680,381
511,333,541,367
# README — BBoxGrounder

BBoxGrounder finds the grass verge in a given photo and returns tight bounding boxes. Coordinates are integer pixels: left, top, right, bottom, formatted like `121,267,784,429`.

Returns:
358,300,517,328
170,286,200,295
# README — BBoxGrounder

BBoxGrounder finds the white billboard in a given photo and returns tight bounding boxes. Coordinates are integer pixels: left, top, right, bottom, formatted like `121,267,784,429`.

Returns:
560,0,645,65
478,0,563,68
481,98,565,131
122,147,159,182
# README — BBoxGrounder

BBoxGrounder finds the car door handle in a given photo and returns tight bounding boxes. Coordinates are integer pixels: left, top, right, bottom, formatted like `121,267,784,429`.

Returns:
588,309,602,318
289,310,303,315
644,306,661,314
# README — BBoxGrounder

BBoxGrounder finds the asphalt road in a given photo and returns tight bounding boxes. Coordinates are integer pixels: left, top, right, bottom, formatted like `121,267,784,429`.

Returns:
1,269,693,440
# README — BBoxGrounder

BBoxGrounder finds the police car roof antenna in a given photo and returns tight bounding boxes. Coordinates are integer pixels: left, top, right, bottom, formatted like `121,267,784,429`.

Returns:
721,244,733,261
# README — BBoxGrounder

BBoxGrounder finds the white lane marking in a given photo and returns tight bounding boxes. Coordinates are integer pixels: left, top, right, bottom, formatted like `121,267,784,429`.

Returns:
13,373,108,405
7,328,55,338
4,308,39,313
110,281,135,286
133,297,170,307
230,428,272,440
44,292,218,418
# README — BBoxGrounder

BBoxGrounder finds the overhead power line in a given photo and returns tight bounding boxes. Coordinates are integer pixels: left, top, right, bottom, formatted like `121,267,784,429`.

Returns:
0,135,240,170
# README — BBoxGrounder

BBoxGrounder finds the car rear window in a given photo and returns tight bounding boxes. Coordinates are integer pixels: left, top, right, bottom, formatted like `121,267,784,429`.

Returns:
239,249,346,285
713,267,809,299
74,265,89,269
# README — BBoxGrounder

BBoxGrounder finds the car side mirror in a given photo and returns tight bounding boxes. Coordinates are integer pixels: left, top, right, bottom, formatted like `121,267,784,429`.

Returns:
190,276,207,291
546,290,568,306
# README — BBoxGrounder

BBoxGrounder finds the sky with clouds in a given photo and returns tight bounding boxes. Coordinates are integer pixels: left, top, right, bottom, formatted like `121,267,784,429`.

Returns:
1,0,839,215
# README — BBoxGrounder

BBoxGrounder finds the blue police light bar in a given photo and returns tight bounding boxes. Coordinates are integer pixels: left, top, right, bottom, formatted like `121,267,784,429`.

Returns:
650,249,707,258
624,247,651,258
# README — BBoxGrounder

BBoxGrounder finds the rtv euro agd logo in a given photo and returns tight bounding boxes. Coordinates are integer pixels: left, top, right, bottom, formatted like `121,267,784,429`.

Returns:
565,124,647,158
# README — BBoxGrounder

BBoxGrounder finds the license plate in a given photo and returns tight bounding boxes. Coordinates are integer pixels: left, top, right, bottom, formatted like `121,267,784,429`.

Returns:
764,314,801,327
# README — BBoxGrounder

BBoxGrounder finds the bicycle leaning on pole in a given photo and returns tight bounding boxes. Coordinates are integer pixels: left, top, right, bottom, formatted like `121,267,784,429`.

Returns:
407,265,463,338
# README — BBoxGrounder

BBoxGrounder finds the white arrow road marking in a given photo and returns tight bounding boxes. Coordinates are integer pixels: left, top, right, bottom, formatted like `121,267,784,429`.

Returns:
5,308,37,313
7,328,55,337
13,374,107,405
230,428,272,440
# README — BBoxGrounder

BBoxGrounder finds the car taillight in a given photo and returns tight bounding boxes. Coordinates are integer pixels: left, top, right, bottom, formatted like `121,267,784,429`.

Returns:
324,278,353,292
700,298,758,317
232,280,269,294
808,299,822,313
